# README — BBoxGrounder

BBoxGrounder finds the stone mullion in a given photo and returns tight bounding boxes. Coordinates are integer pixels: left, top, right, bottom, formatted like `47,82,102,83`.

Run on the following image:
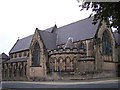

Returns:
56,60,59,71
70,61,73,71
54,59,57,71
63,60,66,71
65,59,67,71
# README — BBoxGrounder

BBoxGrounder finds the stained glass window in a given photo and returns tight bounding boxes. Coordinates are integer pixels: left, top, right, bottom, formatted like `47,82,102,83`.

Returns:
102,31,112,55
32,42,40,66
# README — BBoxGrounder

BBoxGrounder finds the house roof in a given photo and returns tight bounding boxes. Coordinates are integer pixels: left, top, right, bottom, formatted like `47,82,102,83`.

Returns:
39,30,57,50
45,24,57,33
9,17,100,53
113,32,120,46
9,35,33,54
0,53,9,60
44,26,54,33
55,17,99,45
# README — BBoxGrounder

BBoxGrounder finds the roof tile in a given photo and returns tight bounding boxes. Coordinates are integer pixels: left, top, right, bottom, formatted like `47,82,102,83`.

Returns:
9,35,33,54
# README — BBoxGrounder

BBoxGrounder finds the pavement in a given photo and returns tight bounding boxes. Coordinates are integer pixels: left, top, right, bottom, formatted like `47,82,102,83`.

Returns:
2,78,119,85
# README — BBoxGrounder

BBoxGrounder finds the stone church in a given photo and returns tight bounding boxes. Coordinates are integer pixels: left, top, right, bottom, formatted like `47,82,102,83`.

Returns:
2,17,120,81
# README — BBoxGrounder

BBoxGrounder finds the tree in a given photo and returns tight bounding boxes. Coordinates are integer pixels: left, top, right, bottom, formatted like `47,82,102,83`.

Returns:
78,1,120,33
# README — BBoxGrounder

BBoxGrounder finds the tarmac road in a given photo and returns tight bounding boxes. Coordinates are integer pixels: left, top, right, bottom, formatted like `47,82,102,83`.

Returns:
1,79,119,89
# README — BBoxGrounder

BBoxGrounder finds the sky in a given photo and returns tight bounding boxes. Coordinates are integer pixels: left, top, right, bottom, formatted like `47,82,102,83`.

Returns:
0,0,92,55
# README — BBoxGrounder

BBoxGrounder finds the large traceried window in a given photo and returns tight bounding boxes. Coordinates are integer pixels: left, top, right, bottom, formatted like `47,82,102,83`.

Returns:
32,42,40,66
102,31,112,55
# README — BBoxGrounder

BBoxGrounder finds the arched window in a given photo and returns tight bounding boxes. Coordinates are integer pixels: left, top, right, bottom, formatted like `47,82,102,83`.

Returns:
58,57,64,71
80,42,86,51
24,64,27,75
32,42,40,66
102,31,112,55
49,57,55,72
88,41,94,50
19,63,23,77
24,51,27,56
8,64,12,77
54,57,57,71
65,57,71,71
13,64,17,77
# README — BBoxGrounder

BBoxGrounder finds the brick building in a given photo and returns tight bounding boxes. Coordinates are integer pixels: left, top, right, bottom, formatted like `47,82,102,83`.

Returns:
2,17,120,80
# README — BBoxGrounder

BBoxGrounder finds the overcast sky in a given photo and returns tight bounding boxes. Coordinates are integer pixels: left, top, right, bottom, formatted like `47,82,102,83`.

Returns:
0,0,92,55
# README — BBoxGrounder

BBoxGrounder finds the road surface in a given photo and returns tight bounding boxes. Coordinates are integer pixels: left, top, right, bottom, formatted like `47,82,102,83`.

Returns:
2,79,119,89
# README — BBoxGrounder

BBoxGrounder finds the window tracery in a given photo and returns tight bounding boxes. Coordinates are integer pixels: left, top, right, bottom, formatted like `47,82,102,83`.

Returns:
32,42,40,66
102,31,112,55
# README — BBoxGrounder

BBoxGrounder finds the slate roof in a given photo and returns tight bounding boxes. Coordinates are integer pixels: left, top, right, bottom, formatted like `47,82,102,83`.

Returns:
45,24,57,33
0,53,9,60
39,30,57,50
9,17,100,53
55,17,99,45
9,35,33,54
44,26,54,33
113,32,120,46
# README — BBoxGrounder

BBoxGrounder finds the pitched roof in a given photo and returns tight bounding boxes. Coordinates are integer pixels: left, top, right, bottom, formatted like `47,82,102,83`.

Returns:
9,35,33,54
39,30,57,50
44,26,54,33
56,17,99,45
0,53,9,61
9,17,100,53
113,32,120,46
45,24,57,33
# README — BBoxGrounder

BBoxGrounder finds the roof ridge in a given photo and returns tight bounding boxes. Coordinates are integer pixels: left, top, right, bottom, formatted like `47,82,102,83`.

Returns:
43,24,57,33
19,34,33,41
38,29,55,34
58,16,92,29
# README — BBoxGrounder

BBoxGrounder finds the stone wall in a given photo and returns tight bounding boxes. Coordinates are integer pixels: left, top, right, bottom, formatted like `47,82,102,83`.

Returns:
28,29,47,79
2,61,27,80
48,46,96,77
